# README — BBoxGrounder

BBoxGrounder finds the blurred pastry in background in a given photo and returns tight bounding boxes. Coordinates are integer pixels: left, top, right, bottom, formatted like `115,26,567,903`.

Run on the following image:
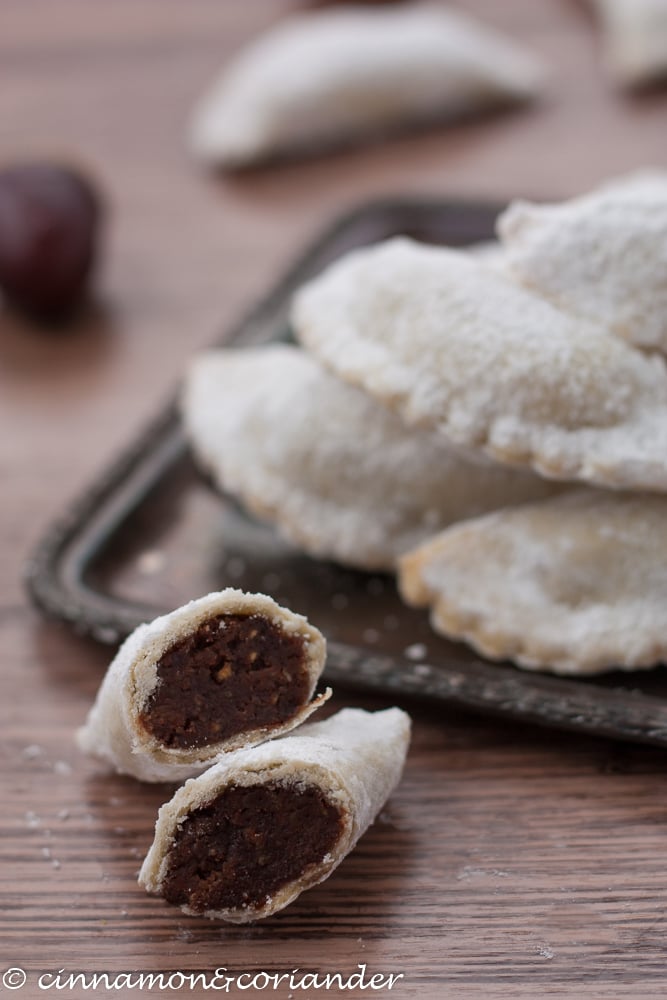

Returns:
302,0,409,6
498,170,667,352
398,490,667,676
591,0,667,88
189,4,546,168
182,345,564,571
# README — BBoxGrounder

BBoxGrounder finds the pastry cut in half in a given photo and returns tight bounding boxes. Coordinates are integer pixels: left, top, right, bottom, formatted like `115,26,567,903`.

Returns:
293,237,667,493
498,170,667,352
189,4,545,167
139,707,411,922
182,345,565,571
399,491,667,675
77,590,329,782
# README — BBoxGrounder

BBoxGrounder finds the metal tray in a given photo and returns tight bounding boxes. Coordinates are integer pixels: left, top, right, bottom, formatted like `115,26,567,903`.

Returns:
26,197,667,748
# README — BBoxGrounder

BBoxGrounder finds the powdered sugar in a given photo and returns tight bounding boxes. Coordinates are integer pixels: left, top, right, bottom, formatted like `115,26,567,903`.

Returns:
189,4,545,166
293,237,667,492
498,170,667,351
399,490,667,675
182,345,564,571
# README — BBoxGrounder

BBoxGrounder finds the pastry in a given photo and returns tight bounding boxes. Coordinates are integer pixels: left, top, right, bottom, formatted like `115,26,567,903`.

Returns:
189,4,545,167
182,345,565,571
498,170,667,352
77,590,329,782
399,490,667,675
591,0,667,87
139,707,411,922
293,236,667,492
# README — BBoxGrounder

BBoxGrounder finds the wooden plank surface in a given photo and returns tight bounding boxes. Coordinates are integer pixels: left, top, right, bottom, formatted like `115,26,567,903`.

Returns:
1,1,667,997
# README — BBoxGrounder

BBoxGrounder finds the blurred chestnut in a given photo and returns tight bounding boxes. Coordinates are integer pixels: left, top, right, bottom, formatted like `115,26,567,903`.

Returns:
0,162,102,321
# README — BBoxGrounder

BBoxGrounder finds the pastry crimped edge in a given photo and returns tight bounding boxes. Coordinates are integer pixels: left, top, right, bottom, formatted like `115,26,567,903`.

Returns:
77,589,329,782
139,707,411,922
398,495,667,676
293,237,667,495
182,345,565,572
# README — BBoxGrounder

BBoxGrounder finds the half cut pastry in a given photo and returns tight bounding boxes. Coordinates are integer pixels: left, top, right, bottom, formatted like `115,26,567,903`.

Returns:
399,491,667,675
189,5,545,167
498,170,667,352
182,345,564,571
77,590,329,782
293,237,667,493
139,707,411,922
590,0,667,87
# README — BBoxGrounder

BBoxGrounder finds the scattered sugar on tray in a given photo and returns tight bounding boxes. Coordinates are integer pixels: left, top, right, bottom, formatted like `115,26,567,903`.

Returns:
136,549,166,576
384,614,399,630
53,760,72,776
363,628,380,644
25,810,40,829
22,744,43,760
226,556,246,579
262,572,282,591
413,663,432,677
93,625,121,644
405,642,428,661
331,592,349,611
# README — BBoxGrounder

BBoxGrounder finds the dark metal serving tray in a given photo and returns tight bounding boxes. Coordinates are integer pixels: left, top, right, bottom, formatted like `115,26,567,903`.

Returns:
27,197,667,748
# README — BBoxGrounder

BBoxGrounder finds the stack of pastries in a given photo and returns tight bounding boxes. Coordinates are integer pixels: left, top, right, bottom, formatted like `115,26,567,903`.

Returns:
182,171,667,678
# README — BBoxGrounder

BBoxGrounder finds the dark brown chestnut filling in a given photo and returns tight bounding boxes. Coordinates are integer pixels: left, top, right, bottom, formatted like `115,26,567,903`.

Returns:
161,782,344,912
139,614,310,749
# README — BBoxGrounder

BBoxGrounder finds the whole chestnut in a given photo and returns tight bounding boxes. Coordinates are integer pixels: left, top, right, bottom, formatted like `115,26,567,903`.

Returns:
0,162,102,321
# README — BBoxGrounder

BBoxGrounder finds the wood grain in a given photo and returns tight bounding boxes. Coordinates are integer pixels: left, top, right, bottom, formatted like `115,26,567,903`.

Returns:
1,1,666,997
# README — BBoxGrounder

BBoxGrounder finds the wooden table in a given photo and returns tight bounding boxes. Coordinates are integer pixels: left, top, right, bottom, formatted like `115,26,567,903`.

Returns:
2,2,667,997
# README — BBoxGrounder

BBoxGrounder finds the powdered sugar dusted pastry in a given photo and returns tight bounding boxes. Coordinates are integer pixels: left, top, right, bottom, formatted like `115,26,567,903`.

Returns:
139,707,411,922
183,346,564,571
189,5,545,167
591,0,667,87
498,171,667,352
399,491,667,675
77,590,329,782
293,237,667,492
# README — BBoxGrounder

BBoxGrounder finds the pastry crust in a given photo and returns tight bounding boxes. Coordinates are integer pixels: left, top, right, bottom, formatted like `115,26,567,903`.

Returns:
77,590,329,782
139,707,411,922
498,170,667,352
189,4,544,167
293,237,667,493
399,491,667,675
182,345,565,571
